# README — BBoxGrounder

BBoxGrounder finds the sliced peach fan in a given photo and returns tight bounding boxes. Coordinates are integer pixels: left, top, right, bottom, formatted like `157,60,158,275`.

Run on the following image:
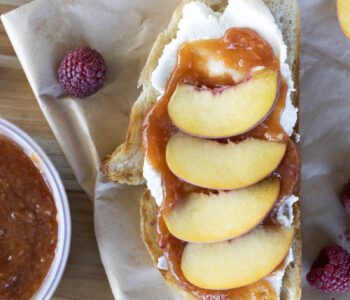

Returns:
142,27,300,298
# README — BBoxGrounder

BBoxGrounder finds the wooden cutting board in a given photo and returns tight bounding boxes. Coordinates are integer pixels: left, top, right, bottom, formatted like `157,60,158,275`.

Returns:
0,1,114,299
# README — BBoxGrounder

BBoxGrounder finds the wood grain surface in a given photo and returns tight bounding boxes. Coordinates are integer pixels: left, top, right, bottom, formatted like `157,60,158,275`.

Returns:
0,1,114,299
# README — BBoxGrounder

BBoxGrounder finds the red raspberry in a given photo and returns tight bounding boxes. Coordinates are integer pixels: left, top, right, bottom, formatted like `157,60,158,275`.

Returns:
58,46,106,98
341,180,350,213
306,245,350,293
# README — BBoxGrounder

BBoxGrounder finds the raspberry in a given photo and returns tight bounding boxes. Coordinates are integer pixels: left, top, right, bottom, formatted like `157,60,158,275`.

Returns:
306,245,350,293
341,180,350,213
58,46,106,98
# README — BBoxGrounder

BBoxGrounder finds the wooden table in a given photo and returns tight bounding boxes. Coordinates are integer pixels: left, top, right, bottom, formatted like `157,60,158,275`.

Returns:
0,1,114,299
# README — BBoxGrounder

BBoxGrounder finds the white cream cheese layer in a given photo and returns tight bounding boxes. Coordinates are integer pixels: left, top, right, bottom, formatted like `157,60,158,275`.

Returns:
143,159,163,206
265,247,294,295
157,255,168,270
277,195,299,227
144,0,299,297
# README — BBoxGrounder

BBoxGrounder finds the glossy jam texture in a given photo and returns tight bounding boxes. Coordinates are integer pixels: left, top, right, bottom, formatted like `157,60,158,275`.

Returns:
0,135,58,300
142,28,300,299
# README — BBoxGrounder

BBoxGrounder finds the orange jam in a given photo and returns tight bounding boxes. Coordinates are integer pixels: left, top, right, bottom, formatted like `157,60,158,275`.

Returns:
0,135,58,300
142,28,300,299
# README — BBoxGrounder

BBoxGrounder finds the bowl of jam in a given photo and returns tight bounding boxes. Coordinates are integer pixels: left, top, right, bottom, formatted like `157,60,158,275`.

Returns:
0,118,71,300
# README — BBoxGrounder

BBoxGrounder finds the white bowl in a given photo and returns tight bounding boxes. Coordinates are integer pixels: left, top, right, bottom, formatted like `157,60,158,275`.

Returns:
0,118,71,300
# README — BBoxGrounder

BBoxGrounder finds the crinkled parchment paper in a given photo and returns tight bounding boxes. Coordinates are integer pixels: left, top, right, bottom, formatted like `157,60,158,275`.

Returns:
1,0,350,299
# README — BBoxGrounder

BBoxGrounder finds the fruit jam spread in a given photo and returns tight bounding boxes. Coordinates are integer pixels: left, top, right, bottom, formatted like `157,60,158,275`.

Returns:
142,28,300,299
0,135,58,300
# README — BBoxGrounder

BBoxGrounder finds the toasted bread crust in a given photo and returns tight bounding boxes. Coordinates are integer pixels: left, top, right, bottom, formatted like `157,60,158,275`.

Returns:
104,0,301,298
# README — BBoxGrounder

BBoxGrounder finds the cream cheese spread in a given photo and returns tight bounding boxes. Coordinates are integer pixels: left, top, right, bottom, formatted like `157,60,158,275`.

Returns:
143,159,163,206
265,248,294,295
157,255,168,270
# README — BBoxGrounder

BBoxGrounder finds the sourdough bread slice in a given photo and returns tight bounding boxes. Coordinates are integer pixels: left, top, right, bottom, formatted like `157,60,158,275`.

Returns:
102,0,301,299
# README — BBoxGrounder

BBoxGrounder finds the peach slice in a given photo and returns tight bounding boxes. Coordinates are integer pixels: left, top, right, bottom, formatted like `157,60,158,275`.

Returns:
338,0,350,40
181,226,294,290
166,132,286,189
168,68,279,138
163,177,280,242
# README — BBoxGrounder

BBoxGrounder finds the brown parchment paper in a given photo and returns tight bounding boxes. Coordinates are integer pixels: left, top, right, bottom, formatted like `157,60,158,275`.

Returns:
1,0,350,299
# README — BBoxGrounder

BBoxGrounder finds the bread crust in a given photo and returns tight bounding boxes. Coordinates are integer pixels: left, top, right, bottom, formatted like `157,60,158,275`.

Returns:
103,0,301,298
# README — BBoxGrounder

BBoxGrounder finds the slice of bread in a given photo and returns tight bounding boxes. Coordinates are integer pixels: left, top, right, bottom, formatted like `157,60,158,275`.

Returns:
102,0,301,299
